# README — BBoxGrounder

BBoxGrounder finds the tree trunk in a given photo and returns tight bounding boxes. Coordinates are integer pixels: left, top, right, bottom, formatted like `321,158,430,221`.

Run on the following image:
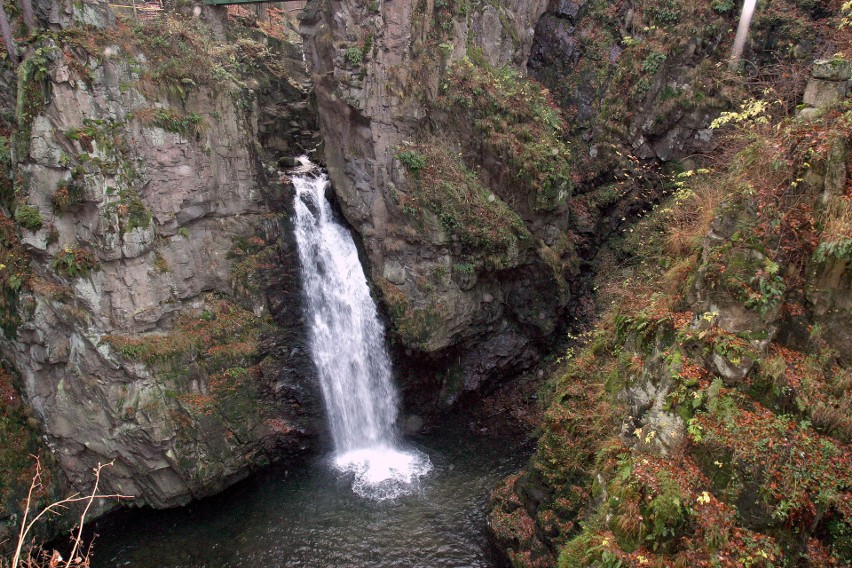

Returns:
20,0,35,32
0,2,18,67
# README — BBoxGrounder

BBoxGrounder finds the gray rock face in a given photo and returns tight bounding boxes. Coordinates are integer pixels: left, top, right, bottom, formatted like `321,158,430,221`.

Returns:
1,21,320,518
620,365,686,458
300,0,562,402
812,58,852,81
34,0,115,29
528,2,722,168
799,59,851,119
803,78,848,108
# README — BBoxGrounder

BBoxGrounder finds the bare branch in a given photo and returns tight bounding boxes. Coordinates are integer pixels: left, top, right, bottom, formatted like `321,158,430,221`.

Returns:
10,458,132,568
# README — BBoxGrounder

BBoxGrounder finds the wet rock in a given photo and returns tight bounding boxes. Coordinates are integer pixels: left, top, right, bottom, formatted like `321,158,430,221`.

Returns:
278,156,299,168
401,414,424,434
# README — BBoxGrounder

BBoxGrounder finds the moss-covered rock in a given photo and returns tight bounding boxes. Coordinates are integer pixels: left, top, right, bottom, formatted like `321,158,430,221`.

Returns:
489,98,852,567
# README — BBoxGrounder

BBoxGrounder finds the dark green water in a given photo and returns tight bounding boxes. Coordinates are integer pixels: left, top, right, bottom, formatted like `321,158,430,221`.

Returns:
89,418,528,567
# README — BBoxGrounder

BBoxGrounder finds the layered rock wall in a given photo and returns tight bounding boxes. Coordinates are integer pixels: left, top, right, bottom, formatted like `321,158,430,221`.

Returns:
300,0,586,404
0,3,321,537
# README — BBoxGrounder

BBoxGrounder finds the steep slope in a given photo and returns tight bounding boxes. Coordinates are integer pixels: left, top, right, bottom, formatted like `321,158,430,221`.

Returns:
299,0,841,409
300,0,570,404
489,56,852,567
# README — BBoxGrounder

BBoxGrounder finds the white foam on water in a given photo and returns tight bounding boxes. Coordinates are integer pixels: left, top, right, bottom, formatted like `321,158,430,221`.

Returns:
334,447,433,500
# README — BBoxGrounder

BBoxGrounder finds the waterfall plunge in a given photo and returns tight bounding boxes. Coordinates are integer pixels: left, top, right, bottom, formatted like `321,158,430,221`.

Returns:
292,165,431,500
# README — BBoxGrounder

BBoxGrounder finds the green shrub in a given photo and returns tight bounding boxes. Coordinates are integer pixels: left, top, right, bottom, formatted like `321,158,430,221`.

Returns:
641,52,667,74
711,0,736,13
396,150,426,174
117,189,152,233
814,237,852,263
14,204,42,232
51,245,100,278
344,47,363,66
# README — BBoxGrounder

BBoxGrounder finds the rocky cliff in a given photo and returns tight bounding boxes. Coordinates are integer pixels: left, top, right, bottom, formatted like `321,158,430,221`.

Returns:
300,0,594,406
297,0,838,407
0,1,320,542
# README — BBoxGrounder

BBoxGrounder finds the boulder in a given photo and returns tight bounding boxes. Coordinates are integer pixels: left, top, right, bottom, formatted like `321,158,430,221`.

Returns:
812,58,852,81
803,78,848,108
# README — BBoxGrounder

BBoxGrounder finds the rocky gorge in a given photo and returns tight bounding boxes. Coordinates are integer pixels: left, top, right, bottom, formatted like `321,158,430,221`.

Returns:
0,0,850,566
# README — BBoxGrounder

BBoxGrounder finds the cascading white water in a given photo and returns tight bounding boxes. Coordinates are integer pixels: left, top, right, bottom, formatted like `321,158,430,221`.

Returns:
292,162,431,500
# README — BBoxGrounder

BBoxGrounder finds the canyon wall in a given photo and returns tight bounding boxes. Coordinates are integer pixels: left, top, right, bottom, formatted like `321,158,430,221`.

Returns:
0,1,320,541
301,0,581,405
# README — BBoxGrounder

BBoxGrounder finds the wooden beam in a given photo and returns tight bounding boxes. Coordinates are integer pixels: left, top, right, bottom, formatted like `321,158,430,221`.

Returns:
203,0,299,5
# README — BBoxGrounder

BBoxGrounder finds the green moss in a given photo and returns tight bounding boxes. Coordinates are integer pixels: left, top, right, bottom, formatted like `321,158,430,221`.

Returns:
437,59,573,211
395,143,529,263
13,204,42,232
379,281,442,349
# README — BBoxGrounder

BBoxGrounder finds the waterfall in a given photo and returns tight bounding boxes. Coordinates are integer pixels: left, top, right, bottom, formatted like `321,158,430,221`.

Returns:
292,162,431,499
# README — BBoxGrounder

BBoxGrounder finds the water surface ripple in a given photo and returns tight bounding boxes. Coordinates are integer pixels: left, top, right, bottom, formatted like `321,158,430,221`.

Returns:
91,419,525,567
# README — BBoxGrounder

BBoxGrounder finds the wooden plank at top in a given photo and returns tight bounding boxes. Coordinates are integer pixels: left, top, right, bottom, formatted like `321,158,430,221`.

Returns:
203,0,293,4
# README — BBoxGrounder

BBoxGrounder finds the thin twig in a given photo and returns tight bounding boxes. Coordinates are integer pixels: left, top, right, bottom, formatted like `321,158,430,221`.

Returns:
11,458,132,568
